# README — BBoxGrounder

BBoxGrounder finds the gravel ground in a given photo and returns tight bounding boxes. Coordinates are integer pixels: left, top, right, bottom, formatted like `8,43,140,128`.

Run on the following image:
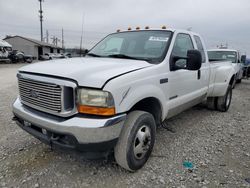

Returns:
0,63,249,188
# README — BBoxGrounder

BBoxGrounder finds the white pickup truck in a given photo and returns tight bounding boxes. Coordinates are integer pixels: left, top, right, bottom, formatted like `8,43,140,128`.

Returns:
13,28,235,171
208,49,244,86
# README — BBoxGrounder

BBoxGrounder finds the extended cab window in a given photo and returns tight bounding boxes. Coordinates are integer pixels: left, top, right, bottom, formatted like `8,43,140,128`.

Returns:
194,36,206,63
171,33,194,68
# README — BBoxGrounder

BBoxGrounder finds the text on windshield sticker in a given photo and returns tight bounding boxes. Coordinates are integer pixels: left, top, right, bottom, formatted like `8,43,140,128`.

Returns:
149,36,169,42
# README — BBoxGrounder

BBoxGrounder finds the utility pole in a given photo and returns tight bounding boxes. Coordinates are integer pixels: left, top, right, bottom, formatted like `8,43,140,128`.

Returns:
46,30,49,43
79,14,84,56
38,0,44,42
51,36,60,47
51,36,56,45
62,28,64,49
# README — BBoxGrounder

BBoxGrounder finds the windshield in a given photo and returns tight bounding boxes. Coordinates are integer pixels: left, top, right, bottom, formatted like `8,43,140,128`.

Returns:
207,51,237,63
88,30,172,64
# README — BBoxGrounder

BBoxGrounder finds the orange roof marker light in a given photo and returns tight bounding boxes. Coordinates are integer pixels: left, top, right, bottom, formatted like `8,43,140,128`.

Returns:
145,26,150,29
128,27,132,31
117,29,121,32
162,25,167,29
136,26,140,30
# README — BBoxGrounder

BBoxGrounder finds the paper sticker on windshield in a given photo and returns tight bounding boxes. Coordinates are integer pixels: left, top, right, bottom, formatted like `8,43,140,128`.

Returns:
149,36,169,42
227,55,236,58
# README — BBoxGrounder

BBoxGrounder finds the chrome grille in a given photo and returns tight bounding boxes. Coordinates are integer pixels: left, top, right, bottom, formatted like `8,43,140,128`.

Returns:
18,77,62,112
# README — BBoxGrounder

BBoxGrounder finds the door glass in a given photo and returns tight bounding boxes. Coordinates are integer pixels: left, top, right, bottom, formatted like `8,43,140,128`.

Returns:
194,36,206,63
171,33,194,68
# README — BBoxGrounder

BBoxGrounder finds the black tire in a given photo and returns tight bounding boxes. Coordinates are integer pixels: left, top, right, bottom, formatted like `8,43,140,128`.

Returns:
217,85,232,112
17,54,24,63
114,111,156,171
231,77,236,89
236,79,241,83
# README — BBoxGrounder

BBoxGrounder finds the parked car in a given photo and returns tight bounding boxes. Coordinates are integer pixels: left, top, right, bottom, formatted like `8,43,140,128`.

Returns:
40,53,65,60
63,53,72,58
242,57,250,78
12,28,235,171
0,40,12,62
8,50,33,63
207,49,243,86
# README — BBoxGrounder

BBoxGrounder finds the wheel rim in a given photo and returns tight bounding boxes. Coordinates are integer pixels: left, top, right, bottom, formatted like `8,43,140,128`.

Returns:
133,125,151,160
226,89,232,107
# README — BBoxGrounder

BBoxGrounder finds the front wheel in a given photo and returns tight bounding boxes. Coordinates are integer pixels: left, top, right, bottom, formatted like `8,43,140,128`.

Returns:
217,85,232,112
114,111,156,171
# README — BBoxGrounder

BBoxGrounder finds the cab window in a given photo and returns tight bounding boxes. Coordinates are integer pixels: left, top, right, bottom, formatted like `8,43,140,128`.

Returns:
194,35,206,63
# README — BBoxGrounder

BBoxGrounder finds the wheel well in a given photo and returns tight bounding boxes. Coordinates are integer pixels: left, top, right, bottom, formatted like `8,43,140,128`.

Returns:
229,75,235,85
129,97,162,126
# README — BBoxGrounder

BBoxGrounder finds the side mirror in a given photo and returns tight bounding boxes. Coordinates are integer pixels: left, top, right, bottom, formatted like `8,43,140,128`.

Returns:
186,49,202,70
241,55,246,64
171,49,202,71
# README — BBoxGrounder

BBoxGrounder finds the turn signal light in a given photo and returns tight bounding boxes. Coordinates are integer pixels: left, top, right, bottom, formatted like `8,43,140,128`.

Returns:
77,105,115,116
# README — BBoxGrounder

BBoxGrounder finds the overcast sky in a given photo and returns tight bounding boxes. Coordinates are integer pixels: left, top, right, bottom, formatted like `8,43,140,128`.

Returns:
1,0,250,55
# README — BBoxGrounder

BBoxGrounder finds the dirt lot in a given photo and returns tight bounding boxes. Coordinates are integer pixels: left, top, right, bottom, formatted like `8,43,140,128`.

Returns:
0,63,249,188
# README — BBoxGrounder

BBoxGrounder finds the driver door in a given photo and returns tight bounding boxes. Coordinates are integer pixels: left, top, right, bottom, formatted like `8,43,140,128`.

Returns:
167,33,203,118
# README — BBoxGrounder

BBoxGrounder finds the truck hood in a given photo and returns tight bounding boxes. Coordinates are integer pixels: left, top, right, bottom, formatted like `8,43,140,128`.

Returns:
19,57,151,88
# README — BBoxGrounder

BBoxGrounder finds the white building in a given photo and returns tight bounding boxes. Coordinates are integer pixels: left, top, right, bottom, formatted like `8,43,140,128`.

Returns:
4,36,63,59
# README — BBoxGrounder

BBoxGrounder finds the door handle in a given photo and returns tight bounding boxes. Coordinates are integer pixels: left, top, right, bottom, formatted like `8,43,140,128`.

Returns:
198,70,201,80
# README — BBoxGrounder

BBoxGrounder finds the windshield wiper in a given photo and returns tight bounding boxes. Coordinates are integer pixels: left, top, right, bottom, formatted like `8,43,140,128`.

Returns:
107,54,141,60
86,53,102,57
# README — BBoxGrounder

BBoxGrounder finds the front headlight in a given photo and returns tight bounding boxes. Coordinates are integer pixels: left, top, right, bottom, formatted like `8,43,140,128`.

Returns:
77,88,115,116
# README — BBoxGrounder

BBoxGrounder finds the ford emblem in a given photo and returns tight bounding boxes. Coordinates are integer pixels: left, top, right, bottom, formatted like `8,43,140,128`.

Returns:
30,90,39,98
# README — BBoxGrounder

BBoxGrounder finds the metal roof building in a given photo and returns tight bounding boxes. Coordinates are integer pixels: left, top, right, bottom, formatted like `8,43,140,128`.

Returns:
4,36,63,59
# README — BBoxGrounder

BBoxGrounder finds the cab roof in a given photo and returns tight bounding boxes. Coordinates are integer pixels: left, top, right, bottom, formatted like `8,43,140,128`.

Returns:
114,27,200,36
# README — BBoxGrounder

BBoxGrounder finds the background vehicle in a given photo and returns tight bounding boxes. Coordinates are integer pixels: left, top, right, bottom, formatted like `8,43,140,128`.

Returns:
208,49,243,86
242,56,250,78
63,53,72,58
13,28,235,171
40,53,65,60
0,40,12,62
8,50,33,63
